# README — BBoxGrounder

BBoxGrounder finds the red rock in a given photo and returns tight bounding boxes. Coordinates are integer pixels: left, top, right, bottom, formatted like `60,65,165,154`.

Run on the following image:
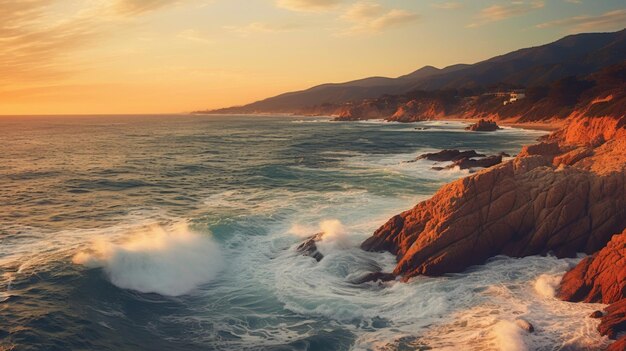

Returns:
590,310,604,318
362,116,626,280
557,230,626,304
518,142,561,159
607,336,626,351
598,298,626,340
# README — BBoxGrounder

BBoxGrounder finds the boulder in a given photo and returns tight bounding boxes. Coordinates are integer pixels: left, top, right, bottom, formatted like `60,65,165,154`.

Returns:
415,149,486,162
590,310,604,318
296,233,324,262
449,155,502,170
353,272,396,284
465,119,500,132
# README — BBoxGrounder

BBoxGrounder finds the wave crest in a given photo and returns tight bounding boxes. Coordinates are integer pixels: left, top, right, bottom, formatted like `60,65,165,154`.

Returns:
73,223,222,296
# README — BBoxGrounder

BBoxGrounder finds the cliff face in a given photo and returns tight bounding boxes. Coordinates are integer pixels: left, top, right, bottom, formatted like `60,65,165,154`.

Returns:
557,228,626,348
557,229,625,304
361,114,626,279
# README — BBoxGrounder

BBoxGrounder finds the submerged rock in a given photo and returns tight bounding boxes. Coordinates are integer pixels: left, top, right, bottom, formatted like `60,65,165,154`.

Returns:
590,310,604,318
296,233,324,262
415,149,486,162
465,119,500,132
448,155,503,170
353,272,396,284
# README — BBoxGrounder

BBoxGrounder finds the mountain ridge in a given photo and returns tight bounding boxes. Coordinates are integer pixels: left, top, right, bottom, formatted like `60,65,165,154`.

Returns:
199,29,626,115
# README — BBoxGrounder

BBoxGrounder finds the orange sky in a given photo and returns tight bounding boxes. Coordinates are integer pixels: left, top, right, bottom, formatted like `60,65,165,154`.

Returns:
1,0,624,115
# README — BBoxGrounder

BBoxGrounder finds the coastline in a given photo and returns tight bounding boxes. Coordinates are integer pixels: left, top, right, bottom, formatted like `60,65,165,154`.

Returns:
360,113,626,349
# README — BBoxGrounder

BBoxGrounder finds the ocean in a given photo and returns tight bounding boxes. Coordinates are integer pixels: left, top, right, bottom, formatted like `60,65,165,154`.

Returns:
0,115,609,350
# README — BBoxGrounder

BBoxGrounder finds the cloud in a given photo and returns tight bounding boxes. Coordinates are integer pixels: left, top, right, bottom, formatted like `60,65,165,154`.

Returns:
113,0,185,15
564,0,581,4
0,1,107,88
339,1,419,35
536,9,626,32
431,2,463,10
275,0,342,12
468,1,544,27
0,0,200,90
177,29,213,44
224,22,300,36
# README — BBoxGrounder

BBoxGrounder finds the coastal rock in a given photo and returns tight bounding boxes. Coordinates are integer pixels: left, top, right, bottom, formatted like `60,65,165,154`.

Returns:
296,233,324,262
334,99,397,121
590,310,604,318
552,147,593,167
361,140,626,279
353,272,396,284
518,142,562,160
449,155,502,170
388,99,446,122
465,119,500,132
607,337,626,351
557,229,626,304
598,298,626,340
415,149,486,162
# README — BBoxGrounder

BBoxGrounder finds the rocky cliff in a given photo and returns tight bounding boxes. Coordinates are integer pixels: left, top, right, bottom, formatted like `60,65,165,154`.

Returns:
557,230,625,350
361,111,626,348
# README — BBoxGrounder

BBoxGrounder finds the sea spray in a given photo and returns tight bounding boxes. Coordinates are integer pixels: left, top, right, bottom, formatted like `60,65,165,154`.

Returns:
73,223,222,296
534,274,562,298
493,320,529,351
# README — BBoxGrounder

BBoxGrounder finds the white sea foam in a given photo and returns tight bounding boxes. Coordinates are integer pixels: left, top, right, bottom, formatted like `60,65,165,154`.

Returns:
493,320,528,351
73,223,222,296
534,274,562,298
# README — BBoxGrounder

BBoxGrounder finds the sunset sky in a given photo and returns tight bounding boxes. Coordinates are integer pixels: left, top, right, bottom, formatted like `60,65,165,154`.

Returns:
1,0,625,115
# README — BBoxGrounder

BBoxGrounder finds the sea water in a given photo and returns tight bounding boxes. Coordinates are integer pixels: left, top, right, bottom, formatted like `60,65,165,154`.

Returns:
0,115,610,350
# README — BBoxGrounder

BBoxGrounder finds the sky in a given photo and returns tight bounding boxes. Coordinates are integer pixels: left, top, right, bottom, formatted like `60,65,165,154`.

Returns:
0,0,624,115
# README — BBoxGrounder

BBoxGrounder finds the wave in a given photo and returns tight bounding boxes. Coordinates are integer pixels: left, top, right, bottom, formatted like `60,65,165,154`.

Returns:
73,223,222,296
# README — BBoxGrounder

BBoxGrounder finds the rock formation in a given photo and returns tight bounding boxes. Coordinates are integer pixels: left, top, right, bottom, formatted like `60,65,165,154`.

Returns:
296,233,324,261
447,154,502,170
557,229,625,304
414,149,486,162
361,114,626,349
361,116,626,279
465,119,500,131
557,230,625,348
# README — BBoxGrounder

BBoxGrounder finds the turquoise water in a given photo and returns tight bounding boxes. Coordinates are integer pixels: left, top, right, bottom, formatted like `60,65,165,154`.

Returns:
0,115,608,350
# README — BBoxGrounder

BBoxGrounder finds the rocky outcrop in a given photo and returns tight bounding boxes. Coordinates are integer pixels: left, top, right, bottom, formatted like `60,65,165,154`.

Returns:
387,99,447,122
449,155,502,170
599,298,626,346
557,230,626,348
361,116,626,280
352,272,396,284
557,229,625,304
334,100,397,121
465,119,500,131
414,149,486,162
296,233,324,261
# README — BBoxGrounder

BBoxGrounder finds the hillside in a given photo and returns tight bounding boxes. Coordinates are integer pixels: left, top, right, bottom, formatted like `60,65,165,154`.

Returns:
198,29,626,115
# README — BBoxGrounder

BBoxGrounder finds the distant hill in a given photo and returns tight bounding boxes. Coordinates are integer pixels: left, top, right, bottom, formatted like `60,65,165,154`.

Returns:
200,29,626,114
